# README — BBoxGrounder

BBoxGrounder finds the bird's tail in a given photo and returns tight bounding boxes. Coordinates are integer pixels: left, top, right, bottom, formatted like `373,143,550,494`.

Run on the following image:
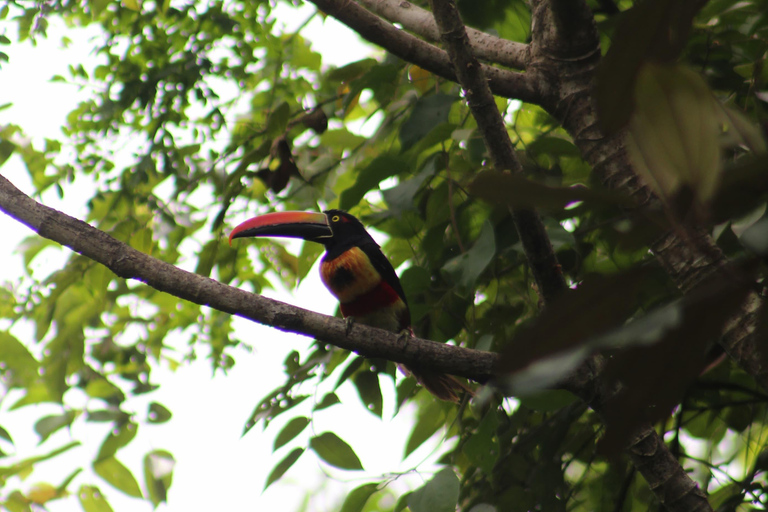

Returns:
407,367,474,403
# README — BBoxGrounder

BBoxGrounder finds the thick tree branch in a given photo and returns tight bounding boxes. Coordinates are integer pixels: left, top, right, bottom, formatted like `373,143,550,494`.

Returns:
430,0,565,303
305,0,548,104
0,174,496,382
355,0,531,69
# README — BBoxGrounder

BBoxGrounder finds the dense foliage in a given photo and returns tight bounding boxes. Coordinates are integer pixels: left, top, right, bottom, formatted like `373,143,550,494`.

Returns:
1,0,768,511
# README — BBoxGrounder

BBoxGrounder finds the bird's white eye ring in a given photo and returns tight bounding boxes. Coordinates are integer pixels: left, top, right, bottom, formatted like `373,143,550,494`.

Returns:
332,215,340,222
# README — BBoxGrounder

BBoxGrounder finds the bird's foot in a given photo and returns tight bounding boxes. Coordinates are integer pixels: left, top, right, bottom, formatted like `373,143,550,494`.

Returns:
345,316,356,337
397,328,412,351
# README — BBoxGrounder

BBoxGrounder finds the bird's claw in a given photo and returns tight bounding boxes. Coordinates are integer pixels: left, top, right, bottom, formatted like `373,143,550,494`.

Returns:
397,329,411,351
345,316,356,337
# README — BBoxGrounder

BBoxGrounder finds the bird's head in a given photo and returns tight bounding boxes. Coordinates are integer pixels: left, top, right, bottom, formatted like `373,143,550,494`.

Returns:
229,209,373,250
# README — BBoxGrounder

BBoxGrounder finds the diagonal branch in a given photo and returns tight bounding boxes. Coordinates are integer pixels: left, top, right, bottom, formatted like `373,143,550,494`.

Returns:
305,0,548,104
0,173,495,381
429,0,565,303
355,0,530,69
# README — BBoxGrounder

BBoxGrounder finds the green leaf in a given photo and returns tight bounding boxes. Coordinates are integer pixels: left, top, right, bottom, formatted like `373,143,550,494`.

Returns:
309,432,364,470
34,411,79,443
144,450,175,507
470,170,625,210
339,483,379,512
97,422,138,461
273,417,310,450
353,371,383,418
0,425,13,445
394,492,413,512
408,468,460,512
441,220,495,296
0,331,40,388
399,94,458,152
405,400,445,457
334,356,365,390
148,402,172,423
78,485,114,512
326,59,377,83
93,456,143,498
265,448,304,489
518,390,578,412
314,392,341,411
122,0,141,11
0,441,80,478
0,138,15,167
340,155,409,210
266,102,290,137
382,167,433,216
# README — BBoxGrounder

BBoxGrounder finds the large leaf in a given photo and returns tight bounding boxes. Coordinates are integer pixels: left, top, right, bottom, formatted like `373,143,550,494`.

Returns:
339,155,409,210
0,331,40,388
34,410,79,443
78,485,115,512
596,0,705,132
93,456,143,498
408,468,460,512
441,220,496,296
339,483,379,512
143,450,175,507
273,417,310,450
626,63,722,205
309,432,364,470
264,448,304,489
399,94,458,152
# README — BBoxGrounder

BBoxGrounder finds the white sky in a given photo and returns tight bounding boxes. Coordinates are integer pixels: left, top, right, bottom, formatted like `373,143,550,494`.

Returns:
0,4,446,511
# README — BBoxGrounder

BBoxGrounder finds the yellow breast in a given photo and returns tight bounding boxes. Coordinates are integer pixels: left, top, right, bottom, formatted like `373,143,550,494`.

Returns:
320,246,381,303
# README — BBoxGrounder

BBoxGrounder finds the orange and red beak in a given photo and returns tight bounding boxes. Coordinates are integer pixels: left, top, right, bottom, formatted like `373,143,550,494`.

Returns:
229,211,332,245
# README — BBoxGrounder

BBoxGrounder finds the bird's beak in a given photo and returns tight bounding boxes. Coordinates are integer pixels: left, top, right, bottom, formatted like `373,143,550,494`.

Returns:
229,211,332,245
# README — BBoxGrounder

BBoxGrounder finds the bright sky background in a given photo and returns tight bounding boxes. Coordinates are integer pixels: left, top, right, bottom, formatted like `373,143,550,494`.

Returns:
0,3,446,511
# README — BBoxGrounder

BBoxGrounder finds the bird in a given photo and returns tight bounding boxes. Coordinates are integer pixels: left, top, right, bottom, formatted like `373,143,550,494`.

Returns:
229,209,471,402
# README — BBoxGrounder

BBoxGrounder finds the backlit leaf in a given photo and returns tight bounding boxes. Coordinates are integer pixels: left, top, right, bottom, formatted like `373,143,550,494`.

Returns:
265,448,304,489
93,457,143,498
339,483,379,512
78,485,114,512
273,417,310,450
309,432,363,470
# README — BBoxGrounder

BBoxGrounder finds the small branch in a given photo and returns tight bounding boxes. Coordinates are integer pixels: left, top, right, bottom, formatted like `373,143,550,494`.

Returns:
0,173,495,382
355,0,530,69
306,0,548,104
430,0,566,303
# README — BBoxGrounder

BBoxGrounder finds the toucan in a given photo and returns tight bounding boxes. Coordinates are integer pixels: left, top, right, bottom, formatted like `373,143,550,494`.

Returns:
229,209,470,402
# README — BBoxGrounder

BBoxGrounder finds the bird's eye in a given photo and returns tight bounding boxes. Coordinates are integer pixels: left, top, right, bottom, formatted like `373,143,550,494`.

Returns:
332,215,340,222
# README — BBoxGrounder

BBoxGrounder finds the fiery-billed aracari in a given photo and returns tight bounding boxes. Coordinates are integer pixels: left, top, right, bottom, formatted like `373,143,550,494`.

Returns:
229,209,470,402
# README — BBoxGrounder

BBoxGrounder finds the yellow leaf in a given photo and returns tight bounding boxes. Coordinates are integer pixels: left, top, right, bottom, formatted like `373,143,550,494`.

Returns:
627,63,721,205
28,483,58,504
122,0,141,11
408,65,433,93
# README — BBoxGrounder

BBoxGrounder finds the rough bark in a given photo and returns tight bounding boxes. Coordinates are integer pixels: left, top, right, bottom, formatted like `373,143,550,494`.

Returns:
356,0,530,69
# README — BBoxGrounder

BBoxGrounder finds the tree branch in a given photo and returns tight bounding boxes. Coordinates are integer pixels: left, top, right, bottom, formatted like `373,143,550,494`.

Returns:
306,0,548,104
0,174,496,382
430,0,565,303
355,0,530,69
429,1,711,510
